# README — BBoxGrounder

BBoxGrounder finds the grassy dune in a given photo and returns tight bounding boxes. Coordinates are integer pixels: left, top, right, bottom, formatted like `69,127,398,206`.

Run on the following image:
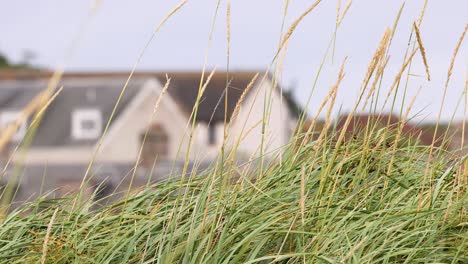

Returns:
0,131,466,263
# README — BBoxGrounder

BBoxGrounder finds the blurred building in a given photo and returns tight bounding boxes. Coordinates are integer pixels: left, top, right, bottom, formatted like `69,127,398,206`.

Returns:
299,113,468,154
0,70,301,204
335,113,423,143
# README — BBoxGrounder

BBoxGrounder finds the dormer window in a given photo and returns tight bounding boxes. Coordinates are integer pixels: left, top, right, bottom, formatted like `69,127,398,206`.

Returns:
0,111,27,141
140,124,169,167
72,109,102,140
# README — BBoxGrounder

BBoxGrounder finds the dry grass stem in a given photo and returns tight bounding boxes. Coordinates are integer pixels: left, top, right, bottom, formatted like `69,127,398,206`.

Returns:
413,22,431,81
75,0,189,210
341,236,368,263
445,24,468,89
361,28,392,91
0,86,63,152
227,73,259,132
362,56,390,111
200,69,216,99
41,208,59,264
297,57,345,156
337,0,352,26
279,0,322,52
300,167,306,225
226,0,231,59
430,23,468,151
154,0,188,32
462,68,468,150
314,58,346,146
382,48,418,108
386,86,422,175
126,77,171,201
417,0,428,27
336,0,342,25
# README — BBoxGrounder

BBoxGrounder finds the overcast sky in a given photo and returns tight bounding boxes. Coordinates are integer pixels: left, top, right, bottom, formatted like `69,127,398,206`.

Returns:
1,0,467,122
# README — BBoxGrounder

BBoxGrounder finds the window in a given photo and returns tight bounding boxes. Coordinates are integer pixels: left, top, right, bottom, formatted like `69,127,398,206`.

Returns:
72,109,102,140
208,123,216,145
140,124,168,168
0,111,27,141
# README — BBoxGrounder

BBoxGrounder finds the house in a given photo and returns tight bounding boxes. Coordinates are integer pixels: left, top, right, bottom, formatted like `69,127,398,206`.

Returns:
335,113,423,143
0,70,301,203
334,114,468,151
447,121,468,154
418,122,461,148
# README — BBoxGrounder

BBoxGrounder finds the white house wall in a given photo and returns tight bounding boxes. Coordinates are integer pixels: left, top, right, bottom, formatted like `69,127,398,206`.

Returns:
190,122,225,162
11,146,94,165
227,79,295,159
97,83,194,163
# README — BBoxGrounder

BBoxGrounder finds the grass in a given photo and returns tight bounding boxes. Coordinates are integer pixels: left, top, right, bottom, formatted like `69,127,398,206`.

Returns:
0,132,466,263
0,0,467,263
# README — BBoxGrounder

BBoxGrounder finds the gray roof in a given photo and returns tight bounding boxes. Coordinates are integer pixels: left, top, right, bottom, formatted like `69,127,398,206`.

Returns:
157,72,258,123
156,71,303,123
0,82,42,110
0,78,144,147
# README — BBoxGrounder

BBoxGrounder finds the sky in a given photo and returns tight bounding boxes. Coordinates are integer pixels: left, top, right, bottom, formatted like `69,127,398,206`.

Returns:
1,0,467,122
